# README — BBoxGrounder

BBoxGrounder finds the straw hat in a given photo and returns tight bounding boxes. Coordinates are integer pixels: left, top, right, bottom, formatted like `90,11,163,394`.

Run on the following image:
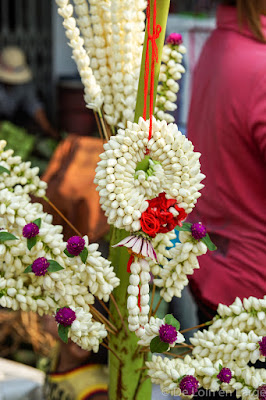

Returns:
0,46,32,84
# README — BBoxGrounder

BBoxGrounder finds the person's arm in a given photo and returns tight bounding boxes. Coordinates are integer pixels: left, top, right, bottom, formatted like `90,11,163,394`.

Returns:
34,107,59,139
23,83,59,138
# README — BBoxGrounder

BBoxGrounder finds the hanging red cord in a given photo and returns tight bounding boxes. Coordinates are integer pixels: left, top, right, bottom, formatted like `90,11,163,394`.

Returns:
143,0,162,141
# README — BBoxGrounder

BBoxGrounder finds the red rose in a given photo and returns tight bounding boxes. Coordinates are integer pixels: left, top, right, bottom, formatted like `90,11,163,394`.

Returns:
140,211,160,238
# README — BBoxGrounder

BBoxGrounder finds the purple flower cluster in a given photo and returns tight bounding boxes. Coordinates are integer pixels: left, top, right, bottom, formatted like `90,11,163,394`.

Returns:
217,367,232,383
55,307,76,327
66,236,85,256
258,384,266,400
191,222,207,240
22,223,39,239
166,33,183,46
31,257,50,276
259,337,266,357
159,324,177,344
179,375,199,395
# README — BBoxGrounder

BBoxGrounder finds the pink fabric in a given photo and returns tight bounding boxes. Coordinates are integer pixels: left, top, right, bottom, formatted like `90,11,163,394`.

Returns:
187,5,266,309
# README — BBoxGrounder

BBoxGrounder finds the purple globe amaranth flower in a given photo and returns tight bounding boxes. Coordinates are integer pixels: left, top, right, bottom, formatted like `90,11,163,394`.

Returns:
166,32,183,46
217,367,232,383
23,222,39,239
55,307,76,327
66,236,85,256
191,222,207,240
258,384,266,400
159,324,177,344
259,337,266,356
179,375,199,396
31,257,50,276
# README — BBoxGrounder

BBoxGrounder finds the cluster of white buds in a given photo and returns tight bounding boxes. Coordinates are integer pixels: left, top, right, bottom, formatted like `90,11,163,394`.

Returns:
127,258,150,334
146,354,196,398
191,328,264,366
108,0,146,128
147,353,266,399
0,146,120,350
72,0,95,58
146,294,266,399
69,307,108,352
210,296,266,336
0,140,46,197
149,230,176,277
153,230,207,302
56,0,146,127
95,117,205,232
155,35,186,123
56,0,104,109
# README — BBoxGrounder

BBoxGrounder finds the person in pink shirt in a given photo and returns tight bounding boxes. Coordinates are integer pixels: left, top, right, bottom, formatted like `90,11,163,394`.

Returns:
187,1,266,398
187,0,266,328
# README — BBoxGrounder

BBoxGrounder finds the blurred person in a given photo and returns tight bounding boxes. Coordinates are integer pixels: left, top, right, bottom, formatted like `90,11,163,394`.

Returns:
187,1,266,397
0,46,58,138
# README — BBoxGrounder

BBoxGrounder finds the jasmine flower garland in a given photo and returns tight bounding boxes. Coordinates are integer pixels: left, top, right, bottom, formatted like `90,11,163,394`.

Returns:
155,33,186,124
94,116,205,233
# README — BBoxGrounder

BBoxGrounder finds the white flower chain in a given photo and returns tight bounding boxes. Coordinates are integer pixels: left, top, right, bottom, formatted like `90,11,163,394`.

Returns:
55,0,104,109
153,231,207,302
127,258,150,334
155,43,186,123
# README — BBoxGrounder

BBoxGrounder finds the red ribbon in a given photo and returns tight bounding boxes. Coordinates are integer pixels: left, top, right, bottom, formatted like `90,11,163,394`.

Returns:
138,284,142,312
143,0,162,142
127,253,134,273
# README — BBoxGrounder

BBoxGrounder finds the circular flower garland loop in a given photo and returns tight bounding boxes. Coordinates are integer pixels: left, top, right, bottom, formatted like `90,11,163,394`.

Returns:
95,117,205,233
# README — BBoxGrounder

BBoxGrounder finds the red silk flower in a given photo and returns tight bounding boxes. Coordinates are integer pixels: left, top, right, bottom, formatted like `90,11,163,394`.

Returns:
140,192,187,237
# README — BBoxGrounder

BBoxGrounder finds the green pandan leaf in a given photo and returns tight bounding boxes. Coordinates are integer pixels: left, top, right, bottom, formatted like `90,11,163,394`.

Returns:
0,165,10,175
201,233,217,251
24,265,32,273
0,232,18,242
58,324,69,343
164,314,180,331
174,222,192,232
47,260,64,272
150,336,169,353
64,249,74,258
32,218,42,228
27,237,37,250
219,363,223,372
80,247,88,264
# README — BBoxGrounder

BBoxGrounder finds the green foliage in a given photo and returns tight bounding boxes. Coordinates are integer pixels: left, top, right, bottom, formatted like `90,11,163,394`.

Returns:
58,324,69,343
33,218,42,228
0,232,18,242
0,165,10,174
201,234,217,251
47,260,64,272
164,314,180,330
175,222,192,232
0,121,35,160
24,265,33,273
150,336,169,353
27,237,37,250
80,247,88,263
